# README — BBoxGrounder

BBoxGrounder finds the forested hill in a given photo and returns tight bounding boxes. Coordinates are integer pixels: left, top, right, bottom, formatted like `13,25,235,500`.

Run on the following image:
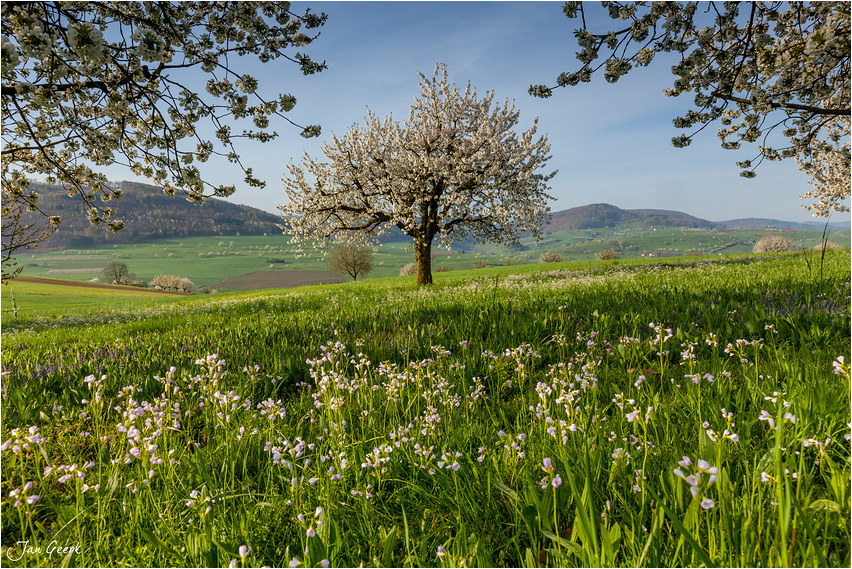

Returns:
546,203,848,232
15,183,846,251
547,203,717,231
19,181,284,249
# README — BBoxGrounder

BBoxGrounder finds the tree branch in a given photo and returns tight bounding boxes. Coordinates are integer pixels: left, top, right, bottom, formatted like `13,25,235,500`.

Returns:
710,91,850,116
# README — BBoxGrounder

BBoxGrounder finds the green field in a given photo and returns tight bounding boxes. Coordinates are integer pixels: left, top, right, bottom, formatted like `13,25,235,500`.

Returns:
14,225,850,292
0,278,191,318
12,235,486,288
1,250,850,567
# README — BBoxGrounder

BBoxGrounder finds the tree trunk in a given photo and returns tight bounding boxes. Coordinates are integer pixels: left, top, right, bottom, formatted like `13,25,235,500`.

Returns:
415,237,433,285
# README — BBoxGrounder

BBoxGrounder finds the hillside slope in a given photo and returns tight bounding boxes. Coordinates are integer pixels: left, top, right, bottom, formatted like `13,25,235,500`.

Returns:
13,181,284,249
547,203,717,231
13,181,847,251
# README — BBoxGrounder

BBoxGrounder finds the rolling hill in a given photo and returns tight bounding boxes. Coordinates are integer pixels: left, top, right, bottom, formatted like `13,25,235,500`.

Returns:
547,203,717,231
10,181,284,250
10,182,848,252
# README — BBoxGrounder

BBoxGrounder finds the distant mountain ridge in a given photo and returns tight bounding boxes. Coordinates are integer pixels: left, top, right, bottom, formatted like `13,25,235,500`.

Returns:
717,217,849,231
13,182,848,250
547,203,848,232
547,203,717,231
16,181,284,249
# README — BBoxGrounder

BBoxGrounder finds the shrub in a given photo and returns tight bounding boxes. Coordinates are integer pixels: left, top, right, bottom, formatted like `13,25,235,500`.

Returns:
812,240,841,251
539,251,564,263
400,263,417,276
597,249,619,260
150,274,186,291
472,260,489,269
753,234,793,253
436,264,452,272
177,277,195,293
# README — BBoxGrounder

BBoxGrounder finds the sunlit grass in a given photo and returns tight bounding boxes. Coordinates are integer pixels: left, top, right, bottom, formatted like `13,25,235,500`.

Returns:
1,250,849,567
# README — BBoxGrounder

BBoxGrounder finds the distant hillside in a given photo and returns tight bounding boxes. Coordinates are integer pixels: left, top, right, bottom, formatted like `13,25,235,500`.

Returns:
14,182,284,249
12,183,848,252
717,218,849,231
545,204,849,232
547,203,716,231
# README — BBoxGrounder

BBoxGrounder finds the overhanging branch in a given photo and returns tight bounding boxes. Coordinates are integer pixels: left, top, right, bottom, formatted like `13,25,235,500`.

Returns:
711,90,850,117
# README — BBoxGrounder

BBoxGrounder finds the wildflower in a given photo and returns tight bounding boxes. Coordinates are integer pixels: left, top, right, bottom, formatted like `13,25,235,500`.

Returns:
289,557,300,568
437,546,447,559
674,456,718,499
239,545,251,560
722,430,739,443
833,356,849,378
700,498,715,510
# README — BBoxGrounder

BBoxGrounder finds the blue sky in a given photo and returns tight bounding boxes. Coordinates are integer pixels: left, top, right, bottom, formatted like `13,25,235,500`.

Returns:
105,2,850,223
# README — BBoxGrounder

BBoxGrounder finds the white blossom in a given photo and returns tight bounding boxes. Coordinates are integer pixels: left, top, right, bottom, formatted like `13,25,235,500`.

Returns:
280,64,556,285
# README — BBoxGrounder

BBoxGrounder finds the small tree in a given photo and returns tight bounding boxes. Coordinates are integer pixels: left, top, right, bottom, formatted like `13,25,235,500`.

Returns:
281,65,556,285
103,261,131,284
812,241,841,251
177,277,195,293
325,244,375,281
597,249,619,260
539,251,564,263
151,274,181,290
400,263,417,276
753,235,794,253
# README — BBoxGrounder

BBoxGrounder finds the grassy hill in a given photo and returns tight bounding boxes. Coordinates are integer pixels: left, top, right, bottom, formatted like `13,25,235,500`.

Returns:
10,225,849,291
7,182,849,290
1,251,849,567
11,181,847,251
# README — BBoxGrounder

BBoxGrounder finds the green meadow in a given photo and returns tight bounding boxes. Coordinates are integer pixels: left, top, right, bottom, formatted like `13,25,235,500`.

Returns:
0,279,189,318
1,250,849,567
13,226,849,292
12,235,479,289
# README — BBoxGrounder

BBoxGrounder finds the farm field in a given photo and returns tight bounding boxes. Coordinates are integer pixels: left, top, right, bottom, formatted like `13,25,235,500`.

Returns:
11,235,480,289
0,278,190,318
13,225,850,291
1,250,850,567
494,225,851,261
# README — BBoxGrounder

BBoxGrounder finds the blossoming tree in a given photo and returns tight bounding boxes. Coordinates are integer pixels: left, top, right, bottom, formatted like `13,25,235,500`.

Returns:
1,1,326,277
280,65,556,285
530,1,850,216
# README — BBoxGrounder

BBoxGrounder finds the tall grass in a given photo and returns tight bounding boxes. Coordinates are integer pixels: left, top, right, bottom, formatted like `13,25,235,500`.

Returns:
1,251,849,567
